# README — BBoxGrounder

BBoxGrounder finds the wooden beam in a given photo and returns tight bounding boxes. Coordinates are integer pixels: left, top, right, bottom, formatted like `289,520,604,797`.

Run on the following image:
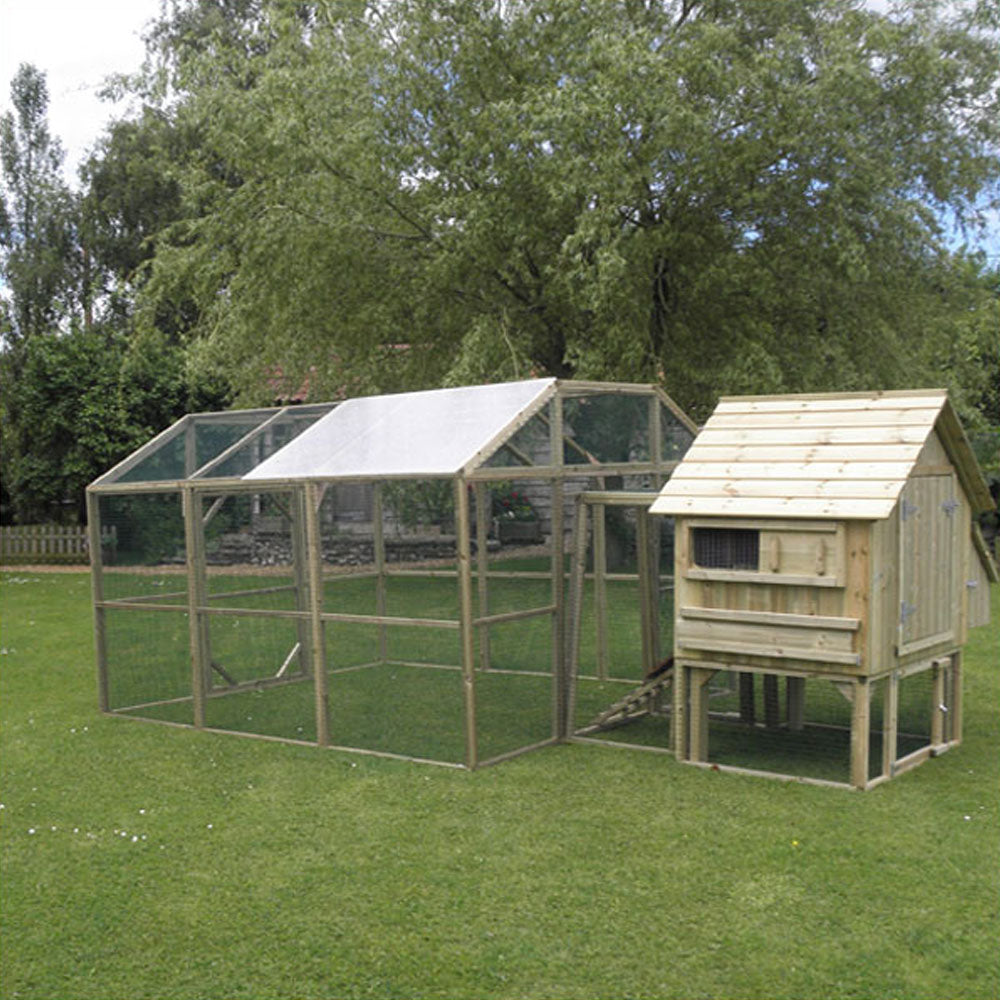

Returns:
182,487,207,728
475,482,491,671
593,501,608,680
303,482,329,747
563,496,590,739
85,490,109,713
373,483,387,663
455,478,478,769
850,678,870,789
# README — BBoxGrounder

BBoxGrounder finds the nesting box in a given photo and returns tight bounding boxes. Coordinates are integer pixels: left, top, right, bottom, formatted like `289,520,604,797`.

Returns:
650,390,997,788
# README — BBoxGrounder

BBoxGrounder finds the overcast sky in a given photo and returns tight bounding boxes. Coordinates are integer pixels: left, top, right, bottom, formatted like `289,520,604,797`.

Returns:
0,0,162,180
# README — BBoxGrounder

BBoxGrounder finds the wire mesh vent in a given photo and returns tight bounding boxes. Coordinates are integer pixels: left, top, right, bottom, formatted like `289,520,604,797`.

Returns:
692,528,760,571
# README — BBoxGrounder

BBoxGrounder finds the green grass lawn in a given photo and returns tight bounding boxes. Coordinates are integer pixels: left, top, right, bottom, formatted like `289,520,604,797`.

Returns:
1,569,998,999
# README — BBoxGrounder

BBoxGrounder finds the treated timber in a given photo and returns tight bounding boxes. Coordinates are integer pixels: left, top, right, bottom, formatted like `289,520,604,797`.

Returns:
182,488,207,727
86,491,109,713
593,502,609,680
549,396,566,741
304,482,329,746
373,484,387,663
475,482,490,671
850,678,870,789
564,496,590,737
455,478,477,770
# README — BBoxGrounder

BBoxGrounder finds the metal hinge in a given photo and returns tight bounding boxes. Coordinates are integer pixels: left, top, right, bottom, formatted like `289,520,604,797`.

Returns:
966,579,979,589
941,498,959,517
900,601,917,624
901,500,919,521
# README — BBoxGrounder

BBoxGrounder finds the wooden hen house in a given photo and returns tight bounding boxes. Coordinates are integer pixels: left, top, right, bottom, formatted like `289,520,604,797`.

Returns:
650,390,997,789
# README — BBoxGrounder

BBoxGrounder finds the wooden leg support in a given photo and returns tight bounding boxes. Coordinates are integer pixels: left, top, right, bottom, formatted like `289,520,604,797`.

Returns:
786,676,805,732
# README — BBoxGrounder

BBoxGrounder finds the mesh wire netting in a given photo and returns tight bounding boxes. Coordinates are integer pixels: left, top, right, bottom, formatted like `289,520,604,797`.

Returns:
897,667,934,759
704,673,855,784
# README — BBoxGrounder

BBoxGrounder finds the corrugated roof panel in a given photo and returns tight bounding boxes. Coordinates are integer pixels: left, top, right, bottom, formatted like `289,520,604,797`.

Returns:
242,379,556,480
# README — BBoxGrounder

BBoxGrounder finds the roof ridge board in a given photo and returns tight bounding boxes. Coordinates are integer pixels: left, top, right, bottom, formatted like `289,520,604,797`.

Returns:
716,388,948,404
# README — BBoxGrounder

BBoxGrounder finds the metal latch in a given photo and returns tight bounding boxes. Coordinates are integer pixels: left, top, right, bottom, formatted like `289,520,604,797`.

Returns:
966,579,979,589
900,601,917,624
941,498,959,517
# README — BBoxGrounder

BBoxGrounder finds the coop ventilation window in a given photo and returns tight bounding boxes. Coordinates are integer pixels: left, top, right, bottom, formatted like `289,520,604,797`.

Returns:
692,528,760,571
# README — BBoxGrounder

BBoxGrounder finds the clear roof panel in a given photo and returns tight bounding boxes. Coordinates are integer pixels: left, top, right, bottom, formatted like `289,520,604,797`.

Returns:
243,379,556,481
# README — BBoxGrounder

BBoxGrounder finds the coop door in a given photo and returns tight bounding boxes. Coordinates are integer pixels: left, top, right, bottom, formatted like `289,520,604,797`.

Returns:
899,475,958,653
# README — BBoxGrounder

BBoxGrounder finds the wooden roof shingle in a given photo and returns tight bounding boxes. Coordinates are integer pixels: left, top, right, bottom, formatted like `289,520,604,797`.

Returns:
650,389,994,520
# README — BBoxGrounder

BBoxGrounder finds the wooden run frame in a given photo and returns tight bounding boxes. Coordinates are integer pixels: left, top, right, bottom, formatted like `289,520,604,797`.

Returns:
668,653,962,790
87,380,698,771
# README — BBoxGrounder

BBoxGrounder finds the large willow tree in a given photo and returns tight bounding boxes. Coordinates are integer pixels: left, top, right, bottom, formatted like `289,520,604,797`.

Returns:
134,0,999,419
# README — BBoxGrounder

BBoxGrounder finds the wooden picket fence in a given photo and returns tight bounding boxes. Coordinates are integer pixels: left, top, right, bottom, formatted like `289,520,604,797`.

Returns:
0,524,116,565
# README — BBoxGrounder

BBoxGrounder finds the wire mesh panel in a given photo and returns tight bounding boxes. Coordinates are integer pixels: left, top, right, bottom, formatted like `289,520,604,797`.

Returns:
705,673,854,784
570,495,673,751
896,667,934,760
200,612,316,742
661,403,696,462
562,393,651,465
98,493,187,602
103,608,192,722
481,404,553,469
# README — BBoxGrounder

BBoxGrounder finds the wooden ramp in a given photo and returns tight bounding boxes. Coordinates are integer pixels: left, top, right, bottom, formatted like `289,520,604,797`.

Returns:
579,661,674,734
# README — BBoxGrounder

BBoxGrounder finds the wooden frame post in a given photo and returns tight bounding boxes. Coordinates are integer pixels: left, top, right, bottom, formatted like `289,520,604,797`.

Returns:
931,658,947,746
290,488,314,677
850,677,870,789
86,489,110,713
636,510,660,677
455,477,478,769
688,668,714,763
373,483,387,664
549,395,566,740
182,487,207,728
882,671,899,779
593,501,609,680
304,482,329,746
673,664,688,758
951,651,963,746
562,496,590,739
475,482,490,671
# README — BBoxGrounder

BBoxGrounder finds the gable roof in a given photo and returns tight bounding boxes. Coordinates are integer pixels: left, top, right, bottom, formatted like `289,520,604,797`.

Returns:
650,389,994,520
243,378,556,480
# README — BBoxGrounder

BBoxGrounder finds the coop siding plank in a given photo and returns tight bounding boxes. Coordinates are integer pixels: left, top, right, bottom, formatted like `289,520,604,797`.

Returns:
679,606,860,631
677,618,856,657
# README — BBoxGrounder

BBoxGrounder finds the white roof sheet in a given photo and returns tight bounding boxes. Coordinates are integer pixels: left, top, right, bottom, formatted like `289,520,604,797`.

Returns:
243,379,555,480
650,390,953,520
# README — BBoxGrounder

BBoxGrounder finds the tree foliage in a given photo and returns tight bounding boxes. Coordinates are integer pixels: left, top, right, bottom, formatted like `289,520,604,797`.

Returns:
0,63,78,347
131,0,999,419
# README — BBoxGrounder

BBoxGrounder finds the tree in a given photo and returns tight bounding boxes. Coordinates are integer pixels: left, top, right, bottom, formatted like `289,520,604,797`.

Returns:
0,64,78,347
103,1,1000,420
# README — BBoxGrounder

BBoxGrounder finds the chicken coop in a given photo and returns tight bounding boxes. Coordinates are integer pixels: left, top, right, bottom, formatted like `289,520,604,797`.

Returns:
87,378,697,769
647,389,997,789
